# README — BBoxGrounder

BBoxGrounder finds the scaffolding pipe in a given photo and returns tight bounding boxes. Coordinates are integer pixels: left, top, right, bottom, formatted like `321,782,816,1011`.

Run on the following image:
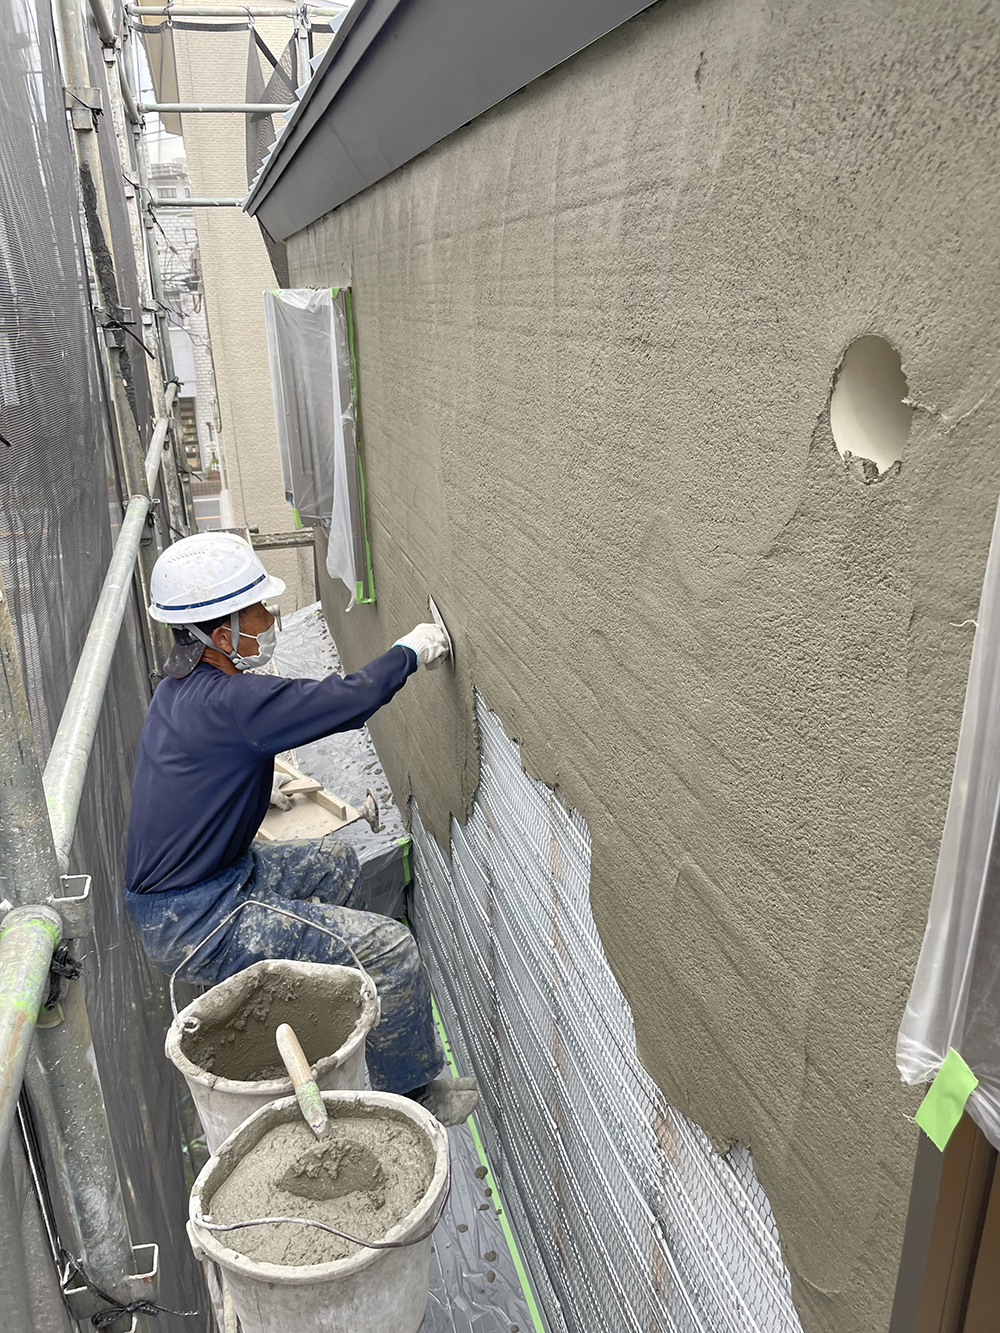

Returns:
118,56,141,124
87,0,116,44
138,100,294,112
0,908,62,1159
152,196,245,206
43,395,175,873
128,4,343,14
294,2,311,90
55,0,172,683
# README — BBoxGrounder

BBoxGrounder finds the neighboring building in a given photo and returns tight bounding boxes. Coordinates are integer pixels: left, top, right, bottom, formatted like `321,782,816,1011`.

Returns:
244,3,1000,1331
144,151,219,466
143,142,227,529
139,20,316,605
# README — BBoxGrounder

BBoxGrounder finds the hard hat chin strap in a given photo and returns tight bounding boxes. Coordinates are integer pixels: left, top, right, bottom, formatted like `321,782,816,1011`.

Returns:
186,611,244,665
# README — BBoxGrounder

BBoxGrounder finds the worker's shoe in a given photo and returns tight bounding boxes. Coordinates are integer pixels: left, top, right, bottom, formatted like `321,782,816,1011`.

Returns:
408,1076,479,1127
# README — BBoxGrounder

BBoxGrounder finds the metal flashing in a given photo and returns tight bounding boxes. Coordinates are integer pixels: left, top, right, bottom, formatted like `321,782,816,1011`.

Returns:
245,0,660,240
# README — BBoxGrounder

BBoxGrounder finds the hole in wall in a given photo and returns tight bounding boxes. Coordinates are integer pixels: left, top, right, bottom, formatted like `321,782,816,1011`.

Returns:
830,334,912,477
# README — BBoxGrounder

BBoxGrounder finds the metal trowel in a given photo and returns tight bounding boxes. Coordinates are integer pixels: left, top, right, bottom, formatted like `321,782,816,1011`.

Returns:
340,789,380,834
428,595,453,667
275,1023,384,1202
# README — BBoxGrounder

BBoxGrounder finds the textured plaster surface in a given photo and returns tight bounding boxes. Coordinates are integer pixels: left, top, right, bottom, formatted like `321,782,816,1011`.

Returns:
171,24,315,609
290,2,1000,1328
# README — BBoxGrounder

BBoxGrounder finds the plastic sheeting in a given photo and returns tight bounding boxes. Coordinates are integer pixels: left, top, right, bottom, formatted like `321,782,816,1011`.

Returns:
0,0,207,1326
411,693,804,1333
263,288,374,607
897,500,1000,1147
424,1118,535,1333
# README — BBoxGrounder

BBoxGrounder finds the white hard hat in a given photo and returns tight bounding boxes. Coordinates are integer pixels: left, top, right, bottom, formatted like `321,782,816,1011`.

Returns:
149,532,286,625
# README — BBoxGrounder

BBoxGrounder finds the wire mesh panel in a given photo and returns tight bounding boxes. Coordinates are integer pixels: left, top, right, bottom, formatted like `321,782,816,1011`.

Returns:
0,0,206,1326
411,693,804,1333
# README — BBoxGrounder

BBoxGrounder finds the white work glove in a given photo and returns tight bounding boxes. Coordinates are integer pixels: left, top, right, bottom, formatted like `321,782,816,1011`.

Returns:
269,772,293,811
394,623,451,670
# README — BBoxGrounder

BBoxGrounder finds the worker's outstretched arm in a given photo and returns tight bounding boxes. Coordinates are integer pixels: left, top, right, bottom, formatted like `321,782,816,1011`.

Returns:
231,623,450,755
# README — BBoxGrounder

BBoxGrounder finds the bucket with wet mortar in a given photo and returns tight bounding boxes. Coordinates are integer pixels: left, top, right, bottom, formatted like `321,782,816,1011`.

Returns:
187,1090,449,1333
166,959,379,1153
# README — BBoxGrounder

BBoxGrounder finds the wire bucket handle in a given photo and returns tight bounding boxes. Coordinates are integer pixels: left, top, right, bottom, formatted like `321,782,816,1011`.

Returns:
168,898,379,1022
192,1166,452,1254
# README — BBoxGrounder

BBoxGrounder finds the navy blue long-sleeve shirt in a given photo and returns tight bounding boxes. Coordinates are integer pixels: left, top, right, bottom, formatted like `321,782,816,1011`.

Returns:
125,646,416,893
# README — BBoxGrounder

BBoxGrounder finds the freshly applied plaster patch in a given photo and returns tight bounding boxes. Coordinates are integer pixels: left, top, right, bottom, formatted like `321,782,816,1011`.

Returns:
914,1049,978,1151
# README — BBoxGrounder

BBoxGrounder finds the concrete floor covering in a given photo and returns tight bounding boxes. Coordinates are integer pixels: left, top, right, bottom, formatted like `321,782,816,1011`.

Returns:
273,605,536,1333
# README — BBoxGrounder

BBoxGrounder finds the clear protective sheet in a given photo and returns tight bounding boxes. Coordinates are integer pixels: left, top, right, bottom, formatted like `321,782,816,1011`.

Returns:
897,499,1000,1146
411,694,804,1333
424,1119,534,1333
263,287,372,607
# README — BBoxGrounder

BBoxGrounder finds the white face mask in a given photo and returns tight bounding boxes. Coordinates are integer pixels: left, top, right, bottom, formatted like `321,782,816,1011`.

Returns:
229,618,278,671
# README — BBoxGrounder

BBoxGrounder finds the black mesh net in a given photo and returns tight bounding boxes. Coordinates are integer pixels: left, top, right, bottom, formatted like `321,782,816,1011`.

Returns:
0,0,207,1327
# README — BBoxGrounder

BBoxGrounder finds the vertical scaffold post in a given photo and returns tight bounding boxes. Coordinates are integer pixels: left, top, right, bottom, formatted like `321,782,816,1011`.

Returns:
120,28,198,534
295,2,311,88
52,0,173,674
110,25,195,544
0,907,62,1158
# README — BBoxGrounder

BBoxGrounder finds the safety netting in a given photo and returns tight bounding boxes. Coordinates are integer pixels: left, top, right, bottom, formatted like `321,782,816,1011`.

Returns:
0,0,207,1327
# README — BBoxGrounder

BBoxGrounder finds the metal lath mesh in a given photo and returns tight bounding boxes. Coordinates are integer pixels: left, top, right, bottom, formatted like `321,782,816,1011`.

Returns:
411,693,804,1333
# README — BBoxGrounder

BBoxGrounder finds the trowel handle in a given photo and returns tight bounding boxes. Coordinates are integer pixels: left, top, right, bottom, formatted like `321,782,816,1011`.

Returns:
276,1023,312,1087
276,1023,329,1138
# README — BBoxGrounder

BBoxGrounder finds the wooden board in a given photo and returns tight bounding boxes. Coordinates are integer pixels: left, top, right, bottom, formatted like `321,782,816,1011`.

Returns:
257,757,357,842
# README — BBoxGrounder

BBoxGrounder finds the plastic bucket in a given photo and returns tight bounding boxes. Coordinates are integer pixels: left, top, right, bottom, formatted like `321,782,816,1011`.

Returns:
166,959,379,1152
187,1091,449,1333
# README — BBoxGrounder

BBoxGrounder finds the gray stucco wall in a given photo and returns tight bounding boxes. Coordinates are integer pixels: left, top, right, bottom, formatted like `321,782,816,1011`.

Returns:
287,1,1000,1327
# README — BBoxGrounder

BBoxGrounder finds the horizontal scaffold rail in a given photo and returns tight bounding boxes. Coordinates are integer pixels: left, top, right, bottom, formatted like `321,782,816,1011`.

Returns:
251,529,315,550
127,4,344,14
152,197,246,206
42,384,177,874
139,101,295,113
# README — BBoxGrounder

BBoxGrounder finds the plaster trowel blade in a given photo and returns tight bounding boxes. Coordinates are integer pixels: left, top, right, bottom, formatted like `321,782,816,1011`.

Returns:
428,595,454,664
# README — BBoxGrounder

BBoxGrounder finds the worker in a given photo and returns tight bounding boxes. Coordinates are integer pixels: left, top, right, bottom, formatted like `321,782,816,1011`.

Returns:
123,531,477,1126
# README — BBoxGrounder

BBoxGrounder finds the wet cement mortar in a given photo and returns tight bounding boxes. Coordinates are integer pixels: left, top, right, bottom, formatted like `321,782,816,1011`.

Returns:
183,972,362,1082
209,1114,433,1265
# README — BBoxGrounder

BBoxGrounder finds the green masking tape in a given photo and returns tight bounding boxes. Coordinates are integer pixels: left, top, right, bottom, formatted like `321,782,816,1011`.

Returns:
397,835,412,886
295,1079,326,1130
915,1048,979,1151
